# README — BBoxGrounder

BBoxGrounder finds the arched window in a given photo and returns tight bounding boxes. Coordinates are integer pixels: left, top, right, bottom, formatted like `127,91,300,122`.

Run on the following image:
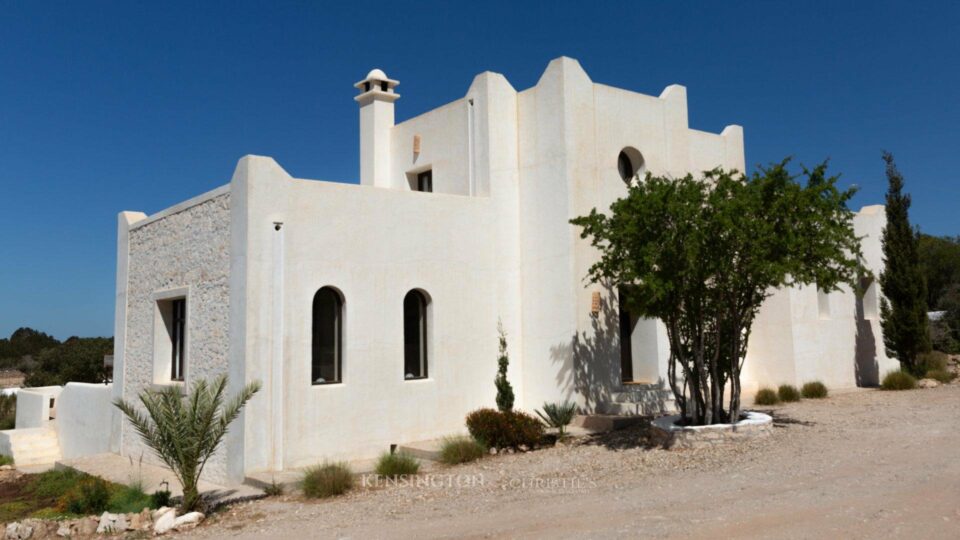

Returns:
617,147,645,183
312,287,343,384
403,290,429,380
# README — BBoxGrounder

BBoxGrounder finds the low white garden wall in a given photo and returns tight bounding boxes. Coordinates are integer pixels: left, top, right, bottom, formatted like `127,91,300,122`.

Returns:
56,382,118,459
14,386,62,429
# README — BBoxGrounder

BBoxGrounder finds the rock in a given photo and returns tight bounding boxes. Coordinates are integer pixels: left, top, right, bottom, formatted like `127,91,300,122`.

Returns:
76,517,98,536
0,465,14,471
172,512,205,530
97,512,128,534
55,522,71,538
5,522,33,540
518,444,529,452
154,508,177,535
489,447,498,455
918,378,940,389
152,506,174,521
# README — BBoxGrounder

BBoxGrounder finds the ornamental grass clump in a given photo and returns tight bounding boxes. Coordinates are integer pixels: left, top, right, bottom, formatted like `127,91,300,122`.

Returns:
374,452,420,478
438,436,486,465
925,369,955,384
777,384,801,402
753,388,779,406
301,462,354,498
881,370,917,390
800,381,829,399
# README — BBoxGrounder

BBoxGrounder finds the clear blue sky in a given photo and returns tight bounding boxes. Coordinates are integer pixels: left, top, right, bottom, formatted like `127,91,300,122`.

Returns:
1,1,957,339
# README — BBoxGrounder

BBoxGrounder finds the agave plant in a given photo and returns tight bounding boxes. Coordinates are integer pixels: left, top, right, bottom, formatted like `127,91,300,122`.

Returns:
535,401,577,437
114,375,260,512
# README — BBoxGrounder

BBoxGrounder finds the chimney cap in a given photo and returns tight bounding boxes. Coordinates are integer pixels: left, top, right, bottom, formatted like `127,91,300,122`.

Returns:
354,68,399,90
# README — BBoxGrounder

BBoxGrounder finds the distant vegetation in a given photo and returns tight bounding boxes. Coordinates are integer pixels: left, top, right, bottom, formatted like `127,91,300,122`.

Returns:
918,234,960,353
0,327,112,387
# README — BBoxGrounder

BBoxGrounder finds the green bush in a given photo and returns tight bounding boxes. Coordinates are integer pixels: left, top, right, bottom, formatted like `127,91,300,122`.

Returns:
465,408,545,449
62,476,111,515
29,469,85,500
107,482,154,514
264,479,284,496
150,489,172,509
881,370,917,390
0,455,13,466
438,436,486,465
301,462,354,498
777,384,801,402
918,351,949,374
374,452,420,478
925,369,955,384
800,381,828,399
754,388,779,405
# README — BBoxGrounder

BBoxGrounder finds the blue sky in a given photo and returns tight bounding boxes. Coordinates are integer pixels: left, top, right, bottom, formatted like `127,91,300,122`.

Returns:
1,1,957,339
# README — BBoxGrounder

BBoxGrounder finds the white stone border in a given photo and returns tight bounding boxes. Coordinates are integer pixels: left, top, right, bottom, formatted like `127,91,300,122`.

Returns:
653,411,772,433
652,411,773,449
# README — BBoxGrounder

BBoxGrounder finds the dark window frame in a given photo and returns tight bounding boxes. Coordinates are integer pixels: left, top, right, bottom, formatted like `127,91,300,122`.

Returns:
170,298,186,382
312,287,344,385
416,170,433,193
403,290,429,380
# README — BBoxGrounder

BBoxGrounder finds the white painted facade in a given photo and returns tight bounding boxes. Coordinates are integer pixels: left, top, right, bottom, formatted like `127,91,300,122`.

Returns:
99,57,894,485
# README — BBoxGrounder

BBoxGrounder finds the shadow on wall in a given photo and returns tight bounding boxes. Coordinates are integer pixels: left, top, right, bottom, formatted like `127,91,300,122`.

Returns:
855,292,880,387
549,295,622,413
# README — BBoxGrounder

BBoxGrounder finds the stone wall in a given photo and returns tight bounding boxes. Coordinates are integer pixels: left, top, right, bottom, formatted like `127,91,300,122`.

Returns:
122,193,231,482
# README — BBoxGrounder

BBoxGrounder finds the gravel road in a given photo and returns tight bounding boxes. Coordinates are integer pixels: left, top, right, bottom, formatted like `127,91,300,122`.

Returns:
184,384,960,539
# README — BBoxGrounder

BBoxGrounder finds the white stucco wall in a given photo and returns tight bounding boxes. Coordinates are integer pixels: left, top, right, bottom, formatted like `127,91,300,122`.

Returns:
56,383,118,459
121,190,232,483
14,386,61,429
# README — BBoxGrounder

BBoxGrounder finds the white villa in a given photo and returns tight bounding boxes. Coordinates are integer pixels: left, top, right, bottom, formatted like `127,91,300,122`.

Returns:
2,58,897,485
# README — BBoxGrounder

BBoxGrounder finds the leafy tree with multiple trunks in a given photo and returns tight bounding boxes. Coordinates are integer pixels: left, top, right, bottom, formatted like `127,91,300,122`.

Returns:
571,160,862,425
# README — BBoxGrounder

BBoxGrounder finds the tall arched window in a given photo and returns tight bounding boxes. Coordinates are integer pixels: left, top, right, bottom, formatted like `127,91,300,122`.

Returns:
312,287,343,384
403,290,429,380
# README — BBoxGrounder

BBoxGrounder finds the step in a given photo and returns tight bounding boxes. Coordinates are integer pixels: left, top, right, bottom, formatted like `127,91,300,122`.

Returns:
396,439,444,461
3,427,63,466
570,414,647,432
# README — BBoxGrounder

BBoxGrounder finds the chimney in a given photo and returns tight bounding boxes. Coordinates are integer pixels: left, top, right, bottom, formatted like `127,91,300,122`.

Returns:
355,68,400,188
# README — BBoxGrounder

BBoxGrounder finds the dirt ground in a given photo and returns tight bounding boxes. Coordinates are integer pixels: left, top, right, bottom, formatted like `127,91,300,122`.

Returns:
185,385,960,539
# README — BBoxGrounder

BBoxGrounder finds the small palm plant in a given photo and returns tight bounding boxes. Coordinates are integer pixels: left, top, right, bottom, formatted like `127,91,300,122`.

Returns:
535,401,577,437
114,375,260,512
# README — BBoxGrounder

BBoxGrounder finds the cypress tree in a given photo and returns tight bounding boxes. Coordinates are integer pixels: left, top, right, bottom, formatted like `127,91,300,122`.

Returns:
879,152,930,377
494,321,515,412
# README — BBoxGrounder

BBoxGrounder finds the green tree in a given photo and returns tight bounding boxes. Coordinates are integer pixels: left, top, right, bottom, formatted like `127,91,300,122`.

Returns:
494,320,515,412
24,336,112,387
114,375,260,512
571,160,862,425
918,234,960,308
879,152,930,376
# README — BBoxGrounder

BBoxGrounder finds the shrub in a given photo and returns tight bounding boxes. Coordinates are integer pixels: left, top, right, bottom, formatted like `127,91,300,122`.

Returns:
801,381,828,399
107,482,153,513
30,469,85,500
535,401,577,437
438,436,486,465
264,479,284,496
881,370,917,390
918,351,949,374
374,452,420,478
466,408,544,449
0,455,13,466
777,384,801,402
62,476,111,515
754,388,779,406
150,489,172,509
925,369,955,384
301,462,354,498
